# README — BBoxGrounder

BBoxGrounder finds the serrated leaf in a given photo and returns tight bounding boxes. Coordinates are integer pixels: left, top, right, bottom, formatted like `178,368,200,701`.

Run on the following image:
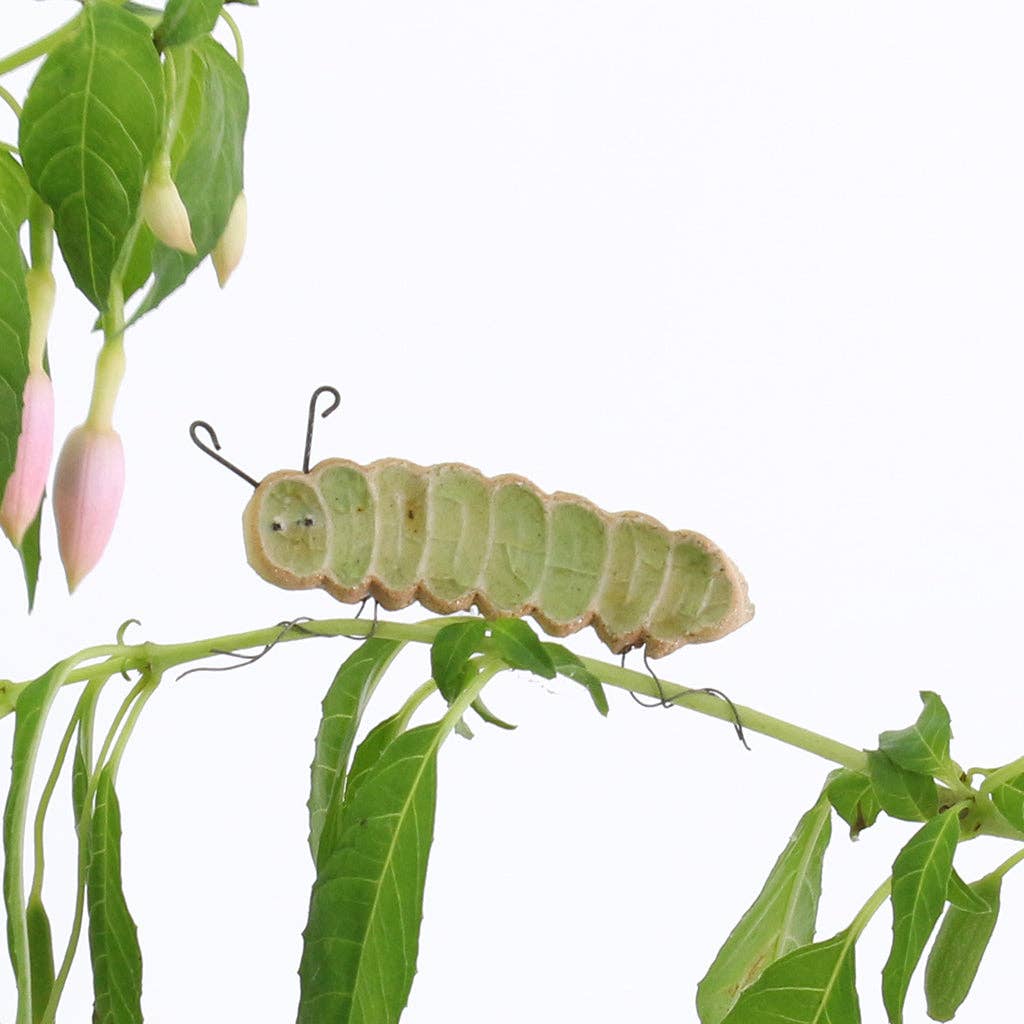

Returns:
988,771,1024,833
27,893,54,1021
825,768,881,840
879,692,953,778
17,497,44,612
130,37,247,324
87,767,143,1024
0,212,30,519
946,869,989,914
156,0,223,48
867,749,938,823
487,618,556,678
0,153,31,227
3,667,65,1024
697,794,832,1024
308,638,403,865
19,5,164,311
719,928,860,1024
298,721,443,1024
924,872,1001,1022
542,642,609,715
882,811,960,1024
430,620,487,701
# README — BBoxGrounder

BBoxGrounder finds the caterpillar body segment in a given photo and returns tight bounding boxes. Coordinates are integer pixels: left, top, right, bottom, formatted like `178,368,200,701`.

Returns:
243,458,753,658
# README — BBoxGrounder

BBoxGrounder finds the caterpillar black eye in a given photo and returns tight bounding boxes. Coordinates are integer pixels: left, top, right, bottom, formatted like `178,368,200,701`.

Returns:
302,516,315,527
271,521,283,532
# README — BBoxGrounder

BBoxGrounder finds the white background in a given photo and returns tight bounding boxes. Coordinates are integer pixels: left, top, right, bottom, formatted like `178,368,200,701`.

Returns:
2,2,1023,1021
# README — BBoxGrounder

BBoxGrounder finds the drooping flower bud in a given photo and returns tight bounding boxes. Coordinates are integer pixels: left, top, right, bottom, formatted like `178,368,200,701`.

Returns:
53,424,125,592
212,191,247,288
0,371,55,547
141,156,196,255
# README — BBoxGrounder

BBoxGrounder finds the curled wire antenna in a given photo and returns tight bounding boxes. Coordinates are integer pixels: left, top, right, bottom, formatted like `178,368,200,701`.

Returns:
189,421,259,488
303,385,341,472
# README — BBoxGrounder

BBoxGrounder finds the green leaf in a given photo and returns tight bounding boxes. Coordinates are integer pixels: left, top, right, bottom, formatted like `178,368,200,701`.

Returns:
298,721,442,1024
130,37,247,323
344,713,405,805
924,872,1001,1022
879,692,953,778
17,498,44,613
719,928,860,1024
882,812,960,1024
697,794,833,1024
946,869,989,914
988,771,1024,832
308,638,404,865
87,766,143,1024
471,695,516,730
826,768,881,840
26,893,54,1023
18,5,164,311
430,620,487,701
0,212,30,517
156,0,223,49
487,619,556,679
867,749,938,823
542,642,609,715
0,153,31,227
3,667,65,1024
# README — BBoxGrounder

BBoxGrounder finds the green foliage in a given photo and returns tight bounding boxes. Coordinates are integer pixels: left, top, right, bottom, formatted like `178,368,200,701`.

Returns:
879,692,953,778
826,768,880,840
130,38,248,323
3,669,61,1024
542,642,609,715
298,721,443,1024
881,811,960,1024
719,928,861,1024
0,204,30,516
19,6,164,311
308,639,404,865
430,620,487,700
988,772,1024,832
925,872,1002,1021
26,894,54,1023
156,0,224,49
867,749,938,822
86,768,143,1024
0,152,32,227
946,869,990,914
697,793,832,1023
486,618,556,678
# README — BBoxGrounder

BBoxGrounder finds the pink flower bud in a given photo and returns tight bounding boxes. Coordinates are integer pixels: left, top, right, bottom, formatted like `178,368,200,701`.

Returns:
0,371,55,547
53,425,125,592
212,192,247,288
141,159,197,255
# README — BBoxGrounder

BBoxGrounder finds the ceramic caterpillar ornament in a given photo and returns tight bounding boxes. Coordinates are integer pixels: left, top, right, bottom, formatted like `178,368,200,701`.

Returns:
192,387,753,658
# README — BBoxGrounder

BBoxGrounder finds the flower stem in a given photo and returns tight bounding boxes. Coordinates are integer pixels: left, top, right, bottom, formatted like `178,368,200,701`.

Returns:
0,16,82,78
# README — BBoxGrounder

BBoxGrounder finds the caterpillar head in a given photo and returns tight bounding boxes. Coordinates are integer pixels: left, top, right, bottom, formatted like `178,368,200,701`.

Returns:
243,472,330,589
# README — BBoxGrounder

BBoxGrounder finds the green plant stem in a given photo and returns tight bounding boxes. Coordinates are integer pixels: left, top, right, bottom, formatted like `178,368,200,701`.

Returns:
220,9,245,68
849,876,892,940
43,675,151,1024
88,283,126,431
990,846,1024,880
979,755,1024,795
0,17,81,77
3,616,867,773
0,83,22,118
